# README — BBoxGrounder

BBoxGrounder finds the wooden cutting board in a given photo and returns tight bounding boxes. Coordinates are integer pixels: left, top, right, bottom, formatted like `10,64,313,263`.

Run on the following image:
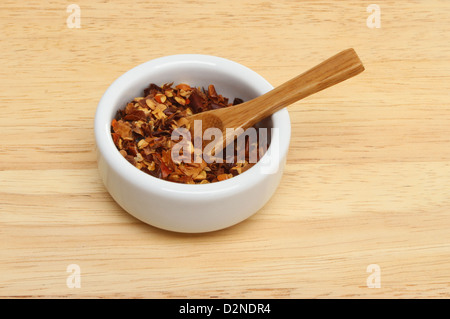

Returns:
1,0,449,298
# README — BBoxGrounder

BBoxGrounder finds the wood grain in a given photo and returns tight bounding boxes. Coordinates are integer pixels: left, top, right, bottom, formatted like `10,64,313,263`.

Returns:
1,0,450,298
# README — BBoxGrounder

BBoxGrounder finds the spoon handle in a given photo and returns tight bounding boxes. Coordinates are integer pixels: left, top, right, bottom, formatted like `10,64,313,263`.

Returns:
225,48,365,129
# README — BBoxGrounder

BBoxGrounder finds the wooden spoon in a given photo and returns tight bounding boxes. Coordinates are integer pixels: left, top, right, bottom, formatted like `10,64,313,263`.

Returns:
187,48,365,149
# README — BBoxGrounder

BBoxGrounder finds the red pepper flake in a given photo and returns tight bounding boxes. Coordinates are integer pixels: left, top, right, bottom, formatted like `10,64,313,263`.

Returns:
111,82,267,184
175,83,191,91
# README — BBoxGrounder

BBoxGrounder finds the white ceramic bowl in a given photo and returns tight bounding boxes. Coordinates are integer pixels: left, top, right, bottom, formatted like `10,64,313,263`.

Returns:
94,54,291,233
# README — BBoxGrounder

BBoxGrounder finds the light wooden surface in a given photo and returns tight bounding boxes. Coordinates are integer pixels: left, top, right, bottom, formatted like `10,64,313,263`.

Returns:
1,0,449,298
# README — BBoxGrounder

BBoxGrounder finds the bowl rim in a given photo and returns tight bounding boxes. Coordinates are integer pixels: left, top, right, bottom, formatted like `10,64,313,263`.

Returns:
94,54,291,198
